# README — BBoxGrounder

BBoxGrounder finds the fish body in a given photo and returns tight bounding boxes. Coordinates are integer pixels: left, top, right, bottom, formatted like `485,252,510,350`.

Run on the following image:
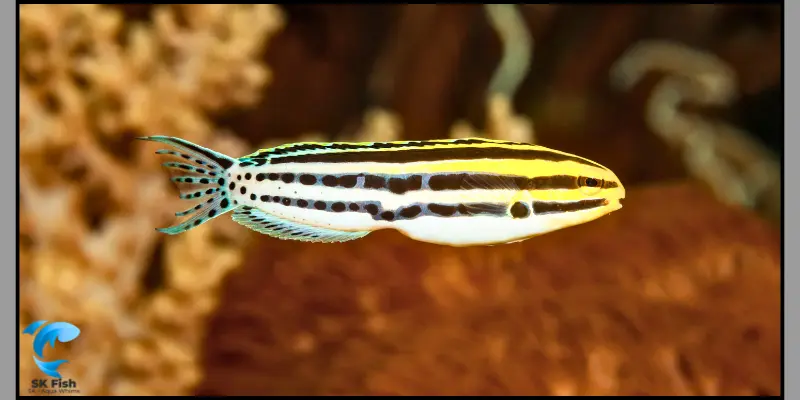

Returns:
140,136,625,247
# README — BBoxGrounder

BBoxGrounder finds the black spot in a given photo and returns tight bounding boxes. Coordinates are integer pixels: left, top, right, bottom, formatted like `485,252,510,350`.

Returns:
281,173,295,183
322,175,338,187
199,178,209,184
299,174,317,185
282,198,291,206
348,203,359,211
428,203,456,216
208,209,217,218
314,201,327,210
331,202,346,212
273,196,280,202
205,189,215,195
245,173,252,180
339,175,358,188
218,178,225,185
400,205,422,218
250,194,256,201
364,175,385,189
256,173,266,181
268,173,279,181
510,201,530,218
365,204,379,215
234,200,239,205
389,175,422,194
237,175,242,181
408,175,423,191
260,195,270,202
297,199,309,208
240,186,247,195
220,199,229,209
194,219,202,226
380,211,395,221
229,182,236,190
457,204,468,214
388,178,408,194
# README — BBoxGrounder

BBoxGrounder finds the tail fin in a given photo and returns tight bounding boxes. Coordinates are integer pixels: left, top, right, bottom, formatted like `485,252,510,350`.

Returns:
138,135,238,234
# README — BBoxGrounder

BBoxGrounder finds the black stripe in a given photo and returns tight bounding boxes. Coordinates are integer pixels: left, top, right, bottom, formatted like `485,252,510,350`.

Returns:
532,199,608,215
265,146,605,168
603,180,618,189
428,173,582,191
256,172,608,192
250,138,500,159
246,192,510,222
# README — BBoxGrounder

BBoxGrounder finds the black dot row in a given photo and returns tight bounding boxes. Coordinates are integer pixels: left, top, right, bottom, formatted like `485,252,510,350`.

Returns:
227,171,440,195
240,192,530,222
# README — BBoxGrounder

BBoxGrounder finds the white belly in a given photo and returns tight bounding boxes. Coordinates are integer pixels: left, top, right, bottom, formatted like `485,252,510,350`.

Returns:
391,215,547,246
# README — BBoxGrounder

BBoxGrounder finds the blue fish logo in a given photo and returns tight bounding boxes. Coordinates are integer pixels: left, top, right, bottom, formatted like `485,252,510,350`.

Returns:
22,320,81,379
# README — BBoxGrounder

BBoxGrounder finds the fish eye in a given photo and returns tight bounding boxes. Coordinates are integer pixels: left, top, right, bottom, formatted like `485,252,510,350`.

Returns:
578,176,604,195
579,176,603,188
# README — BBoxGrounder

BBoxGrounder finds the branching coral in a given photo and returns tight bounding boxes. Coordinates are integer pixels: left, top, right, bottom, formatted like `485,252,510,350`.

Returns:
19,4,284,395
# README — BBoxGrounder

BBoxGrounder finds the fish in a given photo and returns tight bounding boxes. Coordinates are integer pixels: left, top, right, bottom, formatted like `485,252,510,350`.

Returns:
138,135,626,247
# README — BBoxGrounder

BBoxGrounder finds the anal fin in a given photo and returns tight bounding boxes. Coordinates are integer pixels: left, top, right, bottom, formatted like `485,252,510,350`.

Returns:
232,206,371,243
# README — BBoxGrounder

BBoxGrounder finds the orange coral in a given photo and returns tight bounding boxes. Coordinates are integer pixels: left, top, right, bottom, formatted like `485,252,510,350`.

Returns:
197,182,779,396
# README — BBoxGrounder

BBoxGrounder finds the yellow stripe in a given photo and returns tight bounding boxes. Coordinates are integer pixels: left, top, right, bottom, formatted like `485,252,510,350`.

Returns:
248,140,602,168
269,158,609,177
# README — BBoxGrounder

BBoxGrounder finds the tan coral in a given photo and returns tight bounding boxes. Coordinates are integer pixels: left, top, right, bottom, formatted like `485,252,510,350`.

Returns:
450,94,535,143
19,4,284,395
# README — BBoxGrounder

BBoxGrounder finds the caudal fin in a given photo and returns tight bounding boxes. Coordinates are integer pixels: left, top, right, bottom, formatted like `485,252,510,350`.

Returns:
138,135,238,234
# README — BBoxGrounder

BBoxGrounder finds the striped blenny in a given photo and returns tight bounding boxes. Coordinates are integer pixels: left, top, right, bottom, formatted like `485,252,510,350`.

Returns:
140,136,625,247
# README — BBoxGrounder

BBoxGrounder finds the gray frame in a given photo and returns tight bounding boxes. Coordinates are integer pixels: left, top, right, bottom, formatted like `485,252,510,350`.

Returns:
782,2,790,398
11,3,19,396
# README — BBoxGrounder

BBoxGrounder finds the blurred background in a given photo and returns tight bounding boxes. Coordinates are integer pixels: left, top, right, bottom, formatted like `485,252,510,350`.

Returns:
19,4,781,396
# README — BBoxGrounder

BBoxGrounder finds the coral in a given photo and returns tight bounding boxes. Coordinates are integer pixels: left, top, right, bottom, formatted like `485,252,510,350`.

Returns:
450,94,536,144
197,182,780,396
19,4,283,395
610,39,781,222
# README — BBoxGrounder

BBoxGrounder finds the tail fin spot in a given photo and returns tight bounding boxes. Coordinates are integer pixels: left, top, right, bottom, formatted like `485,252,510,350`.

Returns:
139,136,239,234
